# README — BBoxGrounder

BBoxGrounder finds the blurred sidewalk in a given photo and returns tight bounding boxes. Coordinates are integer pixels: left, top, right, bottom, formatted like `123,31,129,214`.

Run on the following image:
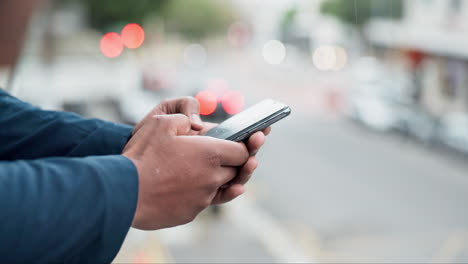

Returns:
114,193,316,263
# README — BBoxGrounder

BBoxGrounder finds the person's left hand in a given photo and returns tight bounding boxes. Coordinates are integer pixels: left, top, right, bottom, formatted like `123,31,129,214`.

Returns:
196,122,271,205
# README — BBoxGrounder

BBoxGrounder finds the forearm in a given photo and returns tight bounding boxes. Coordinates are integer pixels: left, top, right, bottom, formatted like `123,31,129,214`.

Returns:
0,155,138,263
0,89,133,160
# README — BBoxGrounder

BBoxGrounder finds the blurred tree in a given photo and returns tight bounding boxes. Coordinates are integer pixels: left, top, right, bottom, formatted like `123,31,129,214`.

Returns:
55,0,235,39
162,0,236,40
280,6,298,32
278,6,310,53
83,0,168,31
320,0,403,27
54,0,168,32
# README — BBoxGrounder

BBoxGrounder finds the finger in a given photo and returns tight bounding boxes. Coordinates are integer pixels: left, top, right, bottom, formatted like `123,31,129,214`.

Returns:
211,184,245,205
231,156,258,186
134,98,198,135
151,114,192,136
176,97,204,130
263,126,272,136
190,118,204,131
216,166,238,188
211,139,249,166
247,132,265,156
181,136,250,166
198,122,218,135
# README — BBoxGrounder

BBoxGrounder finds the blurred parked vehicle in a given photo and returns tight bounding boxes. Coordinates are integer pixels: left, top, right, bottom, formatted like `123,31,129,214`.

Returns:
435,112,468,156
346,82,400,131
345,57,414,132
118,69,171,124
396,105,439,144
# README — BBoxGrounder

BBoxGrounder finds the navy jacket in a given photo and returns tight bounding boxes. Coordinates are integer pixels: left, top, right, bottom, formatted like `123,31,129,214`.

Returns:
0,89,139,263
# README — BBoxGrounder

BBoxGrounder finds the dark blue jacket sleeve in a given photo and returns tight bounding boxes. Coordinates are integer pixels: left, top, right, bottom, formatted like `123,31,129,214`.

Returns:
0,155,139,263
0,89,133,160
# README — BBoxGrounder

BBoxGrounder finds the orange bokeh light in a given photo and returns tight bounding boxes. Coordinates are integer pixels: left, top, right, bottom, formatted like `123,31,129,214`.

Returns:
100,32,124,58
121,23,145,49
195,90,218,116
222,90,244,115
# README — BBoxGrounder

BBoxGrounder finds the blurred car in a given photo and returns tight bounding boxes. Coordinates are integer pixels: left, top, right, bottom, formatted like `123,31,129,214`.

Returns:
396,105,439,144
346,85,400,131
118,69,170,124
435,112,468,156
345,57,416,132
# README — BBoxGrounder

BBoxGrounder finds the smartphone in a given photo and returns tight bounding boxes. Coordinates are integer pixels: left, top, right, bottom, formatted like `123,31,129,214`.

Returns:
203,99,291,142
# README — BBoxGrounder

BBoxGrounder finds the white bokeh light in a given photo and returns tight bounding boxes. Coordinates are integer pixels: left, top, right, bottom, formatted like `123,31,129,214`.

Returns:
262,40,286,65
312,45,336,71
312,45,348,71
332,46,348,71
184,43,207,68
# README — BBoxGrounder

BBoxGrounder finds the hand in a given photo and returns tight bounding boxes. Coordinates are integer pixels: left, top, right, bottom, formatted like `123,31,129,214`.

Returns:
133,97,204,136
197,123,272,205
123,114,249,230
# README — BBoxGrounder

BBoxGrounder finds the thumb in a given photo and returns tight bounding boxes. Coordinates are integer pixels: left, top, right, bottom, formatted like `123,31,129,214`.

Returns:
151,114,192,136
178,97,204,130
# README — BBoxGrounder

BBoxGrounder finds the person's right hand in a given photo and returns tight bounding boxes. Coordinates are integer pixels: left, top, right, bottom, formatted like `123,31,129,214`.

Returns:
122,114,249,230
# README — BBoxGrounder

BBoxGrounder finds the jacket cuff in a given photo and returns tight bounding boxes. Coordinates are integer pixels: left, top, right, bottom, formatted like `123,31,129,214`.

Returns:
79,155,139,263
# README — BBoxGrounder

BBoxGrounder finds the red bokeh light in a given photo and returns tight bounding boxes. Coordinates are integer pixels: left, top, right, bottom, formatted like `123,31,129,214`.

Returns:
222,90,244,115
195,90,218,116
100,32,124,58
121,23,145,49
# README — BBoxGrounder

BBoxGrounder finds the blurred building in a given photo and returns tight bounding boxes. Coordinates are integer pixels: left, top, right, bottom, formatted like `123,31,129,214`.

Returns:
367,0,468,116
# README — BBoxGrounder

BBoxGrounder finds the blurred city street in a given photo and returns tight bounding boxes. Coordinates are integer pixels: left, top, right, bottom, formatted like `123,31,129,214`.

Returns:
6,0,468,262
110,52,468,263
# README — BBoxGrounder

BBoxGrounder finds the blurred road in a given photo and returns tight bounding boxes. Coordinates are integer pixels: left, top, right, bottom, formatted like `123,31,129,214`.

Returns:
254,113,468,263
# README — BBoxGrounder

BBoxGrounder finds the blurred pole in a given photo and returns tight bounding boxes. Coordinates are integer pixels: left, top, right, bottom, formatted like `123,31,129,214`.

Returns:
0,0,40,90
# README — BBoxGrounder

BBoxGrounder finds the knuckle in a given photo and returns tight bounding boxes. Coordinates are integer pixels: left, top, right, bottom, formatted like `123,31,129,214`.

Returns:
249,158,258,171
212,177,225,189
160,99,173,108
207,150,222,167
183,96,199,106
150,114,166,126
206,176,221,192
172,113,191,124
